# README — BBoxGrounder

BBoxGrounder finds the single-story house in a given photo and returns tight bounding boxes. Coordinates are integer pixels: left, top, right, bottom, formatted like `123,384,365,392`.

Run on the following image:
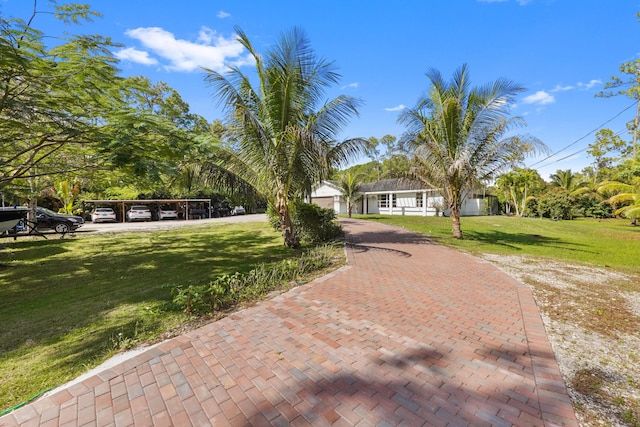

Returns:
310,179,493,217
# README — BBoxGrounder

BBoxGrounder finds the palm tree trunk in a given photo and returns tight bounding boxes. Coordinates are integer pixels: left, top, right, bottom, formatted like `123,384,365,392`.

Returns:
451,204,463,239
276,190,300,248
510,188,520,216
521,184,528,217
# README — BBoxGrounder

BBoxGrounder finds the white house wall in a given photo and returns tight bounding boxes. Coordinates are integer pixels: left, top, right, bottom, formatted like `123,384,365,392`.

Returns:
365,196,379,214
460,198,485,216
311,181,486,217
365,192,444,217
312,183,342,198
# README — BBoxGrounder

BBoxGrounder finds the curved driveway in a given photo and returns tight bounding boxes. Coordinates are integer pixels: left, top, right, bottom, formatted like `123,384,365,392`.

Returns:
1,218,578,426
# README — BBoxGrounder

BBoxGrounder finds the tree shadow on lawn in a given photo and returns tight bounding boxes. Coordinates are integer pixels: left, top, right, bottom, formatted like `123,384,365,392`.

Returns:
341,217,594,254
444,229,596,254
0,228,289,355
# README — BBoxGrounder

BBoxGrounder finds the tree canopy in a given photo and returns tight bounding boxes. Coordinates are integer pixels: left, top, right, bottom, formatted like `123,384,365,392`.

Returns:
204,27,367,247
0,3,211,206
399,64,546,238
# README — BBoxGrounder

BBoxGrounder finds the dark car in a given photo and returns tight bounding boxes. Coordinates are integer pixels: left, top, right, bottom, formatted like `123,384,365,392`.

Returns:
36,207,84,234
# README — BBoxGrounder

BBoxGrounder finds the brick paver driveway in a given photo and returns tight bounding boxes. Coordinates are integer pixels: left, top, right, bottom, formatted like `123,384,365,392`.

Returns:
1,218,578,426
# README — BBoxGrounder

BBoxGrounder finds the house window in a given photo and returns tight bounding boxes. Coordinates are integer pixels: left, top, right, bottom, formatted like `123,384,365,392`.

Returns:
416,193,423,208
379,194,397,209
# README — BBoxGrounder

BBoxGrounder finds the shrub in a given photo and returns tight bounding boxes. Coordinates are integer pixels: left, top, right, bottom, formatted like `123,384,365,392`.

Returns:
172,245,338,315
575,196,614,218
267,200,343,244
534,189,576,220
292,201,343,244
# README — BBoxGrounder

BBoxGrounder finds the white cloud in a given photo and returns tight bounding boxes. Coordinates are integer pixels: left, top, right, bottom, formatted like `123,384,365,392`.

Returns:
522,91,555,105
198,27,215,44
384,104,406,112
341,82,359,90
578,79,602,90
114,47,158,65
551,84,574,92
217,10,231,19
121,26,248,72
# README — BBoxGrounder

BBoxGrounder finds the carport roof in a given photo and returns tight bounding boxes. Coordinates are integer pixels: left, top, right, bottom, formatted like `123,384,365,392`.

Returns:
83,199,211,204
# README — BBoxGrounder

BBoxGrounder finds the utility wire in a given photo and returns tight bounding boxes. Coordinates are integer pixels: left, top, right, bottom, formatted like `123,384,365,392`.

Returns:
527,102,636,168
533,127,628,171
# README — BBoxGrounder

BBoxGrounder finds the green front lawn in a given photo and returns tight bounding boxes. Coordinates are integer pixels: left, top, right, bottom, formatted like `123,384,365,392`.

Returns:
0,222,292,411
358,215,640,272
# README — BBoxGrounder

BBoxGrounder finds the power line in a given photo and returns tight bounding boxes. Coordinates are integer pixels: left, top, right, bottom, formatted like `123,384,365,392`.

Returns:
527,102,636,168
534,127,628,170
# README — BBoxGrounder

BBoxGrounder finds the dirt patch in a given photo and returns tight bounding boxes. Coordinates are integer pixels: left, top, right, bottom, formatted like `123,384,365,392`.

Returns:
483,254,640,427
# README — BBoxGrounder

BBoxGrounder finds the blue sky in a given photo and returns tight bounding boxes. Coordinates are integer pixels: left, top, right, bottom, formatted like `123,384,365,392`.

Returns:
2,0,639,179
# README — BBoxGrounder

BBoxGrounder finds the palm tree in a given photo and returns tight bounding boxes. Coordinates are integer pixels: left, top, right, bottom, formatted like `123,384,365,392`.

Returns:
338,171,363,218
399,64,546,238
598,178,640,225
549,169,588,193
204,28,367,248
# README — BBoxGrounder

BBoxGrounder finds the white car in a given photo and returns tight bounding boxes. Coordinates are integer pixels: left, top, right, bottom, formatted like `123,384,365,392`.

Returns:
91,207,117,223
231,206,246,215
126,205,151,222
157,208,178,220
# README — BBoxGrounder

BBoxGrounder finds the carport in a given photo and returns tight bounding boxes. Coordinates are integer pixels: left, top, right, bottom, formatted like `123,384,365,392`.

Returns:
82,199,212,222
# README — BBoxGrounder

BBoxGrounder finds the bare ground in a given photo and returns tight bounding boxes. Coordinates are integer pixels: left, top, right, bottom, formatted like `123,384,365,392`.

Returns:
483,254,640,427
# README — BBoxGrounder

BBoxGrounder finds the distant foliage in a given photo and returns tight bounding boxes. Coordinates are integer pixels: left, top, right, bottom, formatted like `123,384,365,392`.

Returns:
533,190,575,220
575,196,614,219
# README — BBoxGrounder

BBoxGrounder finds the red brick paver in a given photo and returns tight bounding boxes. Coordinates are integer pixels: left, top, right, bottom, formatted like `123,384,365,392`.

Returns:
0,219,578,426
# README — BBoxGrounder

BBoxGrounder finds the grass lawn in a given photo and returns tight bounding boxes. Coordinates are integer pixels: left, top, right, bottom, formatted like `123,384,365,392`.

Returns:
0,222,295,411
358,214,640,273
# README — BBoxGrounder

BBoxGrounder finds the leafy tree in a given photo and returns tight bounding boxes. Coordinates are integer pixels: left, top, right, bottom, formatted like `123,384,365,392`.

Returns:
205,27,367,248
400,64,546,237
0,2,206,204
587,129,627,183
338,171,363,218
0,6,118,186
496,168,544,216
331,161,380,183
596,13,640,160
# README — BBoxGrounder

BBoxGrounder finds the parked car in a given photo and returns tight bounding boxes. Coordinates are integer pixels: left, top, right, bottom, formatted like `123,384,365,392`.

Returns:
157,207,178,220
126,205,151,222
91,207,117,223
231,206,246,215
36,207,84,234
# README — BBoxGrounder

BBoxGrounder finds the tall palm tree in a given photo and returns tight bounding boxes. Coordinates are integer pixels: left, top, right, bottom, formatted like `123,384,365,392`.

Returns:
338,171,363,218
205,28,367,247
399,64,546,238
